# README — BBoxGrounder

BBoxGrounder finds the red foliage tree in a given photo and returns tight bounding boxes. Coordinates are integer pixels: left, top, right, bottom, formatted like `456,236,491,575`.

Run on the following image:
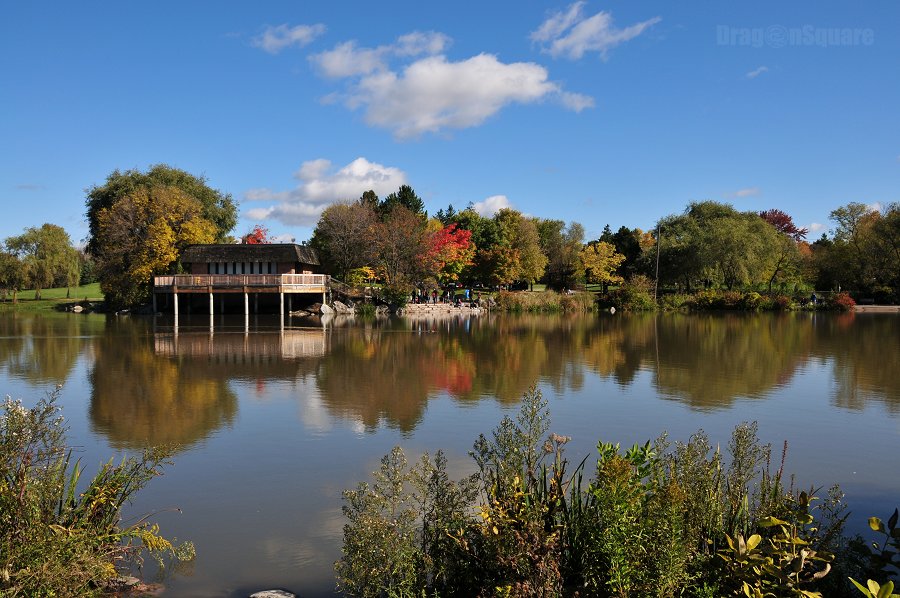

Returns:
426,224,475,284
760,209,808,241
242,224,270,244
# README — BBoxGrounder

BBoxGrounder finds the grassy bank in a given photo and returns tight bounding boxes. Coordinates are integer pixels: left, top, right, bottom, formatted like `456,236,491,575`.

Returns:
0,283,104,312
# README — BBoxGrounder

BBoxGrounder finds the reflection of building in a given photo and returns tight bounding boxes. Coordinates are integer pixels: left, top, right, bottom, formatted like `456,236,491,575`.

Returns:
152,244,327,315
154,329,327,363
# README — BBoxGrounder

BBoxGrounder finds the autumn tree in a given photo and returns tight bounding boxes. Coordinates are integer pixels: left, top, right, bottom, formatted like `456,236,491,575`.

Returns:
760,209,808,241
5,224,80,299
85,166,235,308
580,241,625,291
93,186,217,307
426,223,475,284
86,165,236,255
242,224,271,244
371,206,430,289
310,199,378,282
491,208,547,287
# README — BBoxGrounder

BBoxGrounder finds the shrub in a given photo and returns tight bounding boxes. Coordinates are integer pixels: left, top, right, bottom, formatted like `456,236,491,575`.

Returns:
600,276,656,311
494,290,595,313
828,292,857,311
339,389,858,597
660,293,692,311
354,302,376,317
0,389,193,595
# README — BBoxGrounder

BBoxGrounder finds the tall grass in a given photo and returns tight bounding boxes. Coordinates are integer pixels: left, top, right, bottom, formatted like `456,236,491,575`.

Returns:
0,388,193,595
494,290,595,313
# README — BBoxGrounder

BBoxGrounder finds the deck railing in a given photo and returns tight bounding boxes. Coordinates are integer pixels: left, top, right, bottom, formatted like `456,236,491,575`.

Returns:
153,274,329,289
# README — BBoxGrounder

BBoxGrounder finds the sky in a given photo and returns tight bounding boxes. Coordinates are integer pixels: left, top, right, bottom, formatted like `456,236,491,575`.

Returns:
2,1,898,246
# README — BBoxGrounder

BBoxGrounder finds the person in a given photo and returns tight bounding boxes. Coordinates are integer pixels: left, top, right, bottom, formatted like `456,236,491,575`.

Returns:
432,289,438,304
811,292,817,305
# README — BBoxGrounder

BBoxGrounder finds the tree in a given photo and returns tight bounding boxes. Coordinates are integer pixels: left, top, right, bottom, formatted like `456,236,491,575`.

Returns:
829,202,881,292
5,224,80,300
93,186,217,307
372,206,429,288
580,241,625,291
760,209,808,241
426,223,475,284
85,166,235,307
310,200,378,281
0,251,26,303
242,225,271,244
380,185,425,216
493,209,547,287
85,164,236,256
536,219,585,290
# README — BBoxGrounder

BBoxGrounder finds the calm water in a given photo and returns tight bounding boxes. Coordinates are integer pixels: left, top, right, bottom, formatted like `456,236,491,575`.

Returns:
1,310,898,596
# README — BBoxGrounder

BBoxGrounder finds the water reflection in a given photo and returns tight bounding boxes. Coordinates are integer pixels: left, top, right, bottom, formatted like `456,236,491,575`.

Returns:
0,313,104,386
0,312,897,445
89,318,239,449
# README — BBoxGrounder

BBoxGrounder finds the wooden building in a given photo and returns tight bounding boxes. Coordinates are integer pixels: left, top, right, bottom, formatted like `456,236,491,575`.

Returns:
152,244,328,316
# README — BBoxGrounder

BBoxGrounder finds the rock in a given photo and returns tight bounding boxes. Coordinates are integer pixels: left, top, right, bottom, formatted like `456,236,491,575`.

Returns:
332,300,354,314
72,305,83,313
250,591,296,598
289,309,311,317
375,305,389,315
320,303,334,315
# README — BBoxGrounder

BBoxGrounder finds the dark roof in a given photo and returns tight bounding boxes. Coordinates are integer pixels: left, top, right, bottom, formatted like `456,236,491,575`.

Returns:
181,244,320,266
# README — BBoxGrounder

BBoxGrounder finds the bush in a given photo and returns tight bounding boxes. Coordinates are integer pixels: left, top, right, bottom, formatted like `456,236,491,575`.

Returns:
600,275,656,312
0,389,193,595
828,292,857,311
354,302,376,317
339,388,859,597
659,293,692,311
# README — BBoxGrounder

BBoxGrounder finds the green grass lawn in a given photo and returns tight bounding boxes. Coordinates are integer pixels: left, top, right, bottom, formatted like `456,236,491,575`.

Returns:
1,283,104,311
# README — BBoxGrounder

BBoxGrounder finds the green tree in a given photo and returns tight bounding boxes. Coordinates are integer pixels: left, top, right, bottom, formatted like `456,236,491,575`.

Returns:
536,219,585,290
5,224,80,300
494,209,547,287
380,185,425,216
0,251,26,303
85,166,235,308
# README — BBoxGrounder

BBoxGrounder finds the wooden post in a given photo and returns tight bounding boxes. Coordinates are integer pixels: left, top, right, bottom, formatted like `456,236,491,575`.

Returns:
209,292,214,316
152,293,157,313
174,291,179,317
244,290,249,316
280,291,284,318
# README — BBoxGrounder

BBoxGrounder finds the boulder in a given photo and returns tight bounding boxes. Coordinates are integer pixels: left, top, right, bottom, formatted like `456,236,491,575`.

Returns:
332,300,354,314
250,591,296,598
320,303,334,315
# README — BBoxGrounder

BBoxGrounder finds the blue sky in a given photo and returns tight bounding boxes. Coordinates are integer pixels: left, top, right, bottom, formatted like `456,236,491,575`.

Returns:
2,1,898,245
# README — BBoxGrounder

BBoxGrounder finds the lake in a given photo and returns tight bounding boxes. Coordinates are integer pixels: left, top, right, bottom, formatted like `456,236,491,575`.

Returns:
1,310,898,596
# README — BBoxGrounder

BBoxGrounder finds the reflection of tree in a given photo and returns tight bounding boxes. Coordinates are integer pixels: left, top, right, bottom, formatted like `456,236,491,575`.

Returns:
316,315,600,431
0,313,103,386
814,314,900,413
90,319,238,449
650,314,813,409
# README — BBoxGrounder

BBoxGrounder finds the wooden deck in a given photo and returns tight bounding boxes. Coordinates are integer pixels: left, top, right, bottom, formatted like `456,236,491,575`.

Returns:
153,274,329,294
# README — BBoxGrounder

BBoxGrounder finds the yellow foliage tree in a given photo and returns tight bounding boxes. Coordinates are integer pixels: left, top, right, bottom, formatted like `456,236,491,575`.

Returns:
94,186,216,307
580,241,626,289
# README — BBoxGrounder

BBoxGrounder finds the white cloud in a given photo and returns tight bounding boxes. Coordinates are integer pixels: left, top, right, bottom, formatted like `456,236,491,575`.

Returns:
353,54,585,138
310,31,449,78
867,201,883,213
252,23,326,54
807,222,826,234
532,4,661,60
311,32,591,138
746,66,769,79
472,195,512,217
728,187,761,198
243,157,407,227
311,41,388,78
